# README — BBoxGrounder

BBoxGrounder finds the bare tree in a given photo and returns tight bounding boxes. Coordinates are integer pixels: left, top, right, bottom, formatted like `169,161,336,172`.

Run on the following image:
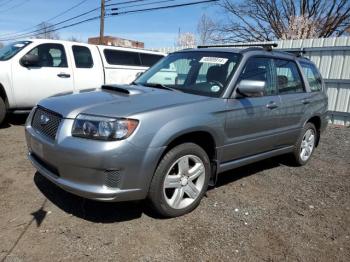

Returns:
67,36,83,43
197,13,216,45
214,0,350,42
34,22,60,40
176,32,197,47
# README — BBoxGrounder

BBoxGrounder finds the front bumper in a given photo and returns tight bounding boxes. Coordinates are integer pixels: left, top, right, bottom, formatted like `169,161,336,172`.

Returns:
25,116,164,202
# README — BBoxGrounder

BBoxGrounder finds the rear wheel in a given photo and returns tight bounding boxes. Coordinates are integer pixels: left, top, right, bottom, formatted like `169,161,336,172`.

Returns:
291,122,317,166
148,143,210,217
0,97,6,126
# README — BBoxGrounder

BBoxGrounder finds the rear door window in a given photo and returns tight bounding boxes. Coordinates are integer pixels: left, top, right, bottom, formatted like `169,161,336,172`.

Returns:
274,59,304,94
140,53,163,67
300,62,322,92
72,45,93,68
104,49,141,66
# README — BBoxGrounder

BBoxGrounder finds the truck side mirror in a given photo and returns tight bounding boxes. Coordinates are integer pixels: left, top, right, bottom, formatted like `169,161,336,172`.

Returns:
135,71,143,78
20,54,40,67
237,80,265,97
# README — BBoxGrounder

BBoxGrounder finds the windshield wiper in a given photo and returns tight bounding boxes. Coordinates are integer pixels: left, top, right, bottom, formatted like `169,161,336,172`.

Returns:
139,82,177,92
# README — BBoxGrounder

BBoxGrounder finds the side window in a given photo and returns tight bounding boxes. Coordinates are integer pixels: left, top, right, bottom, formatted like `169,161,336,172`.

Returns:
300,62,322,92
104,49,141,66
27,43,67,68
140,53,163,67
274,59,304,94
239,57,276,96
72,45,93,68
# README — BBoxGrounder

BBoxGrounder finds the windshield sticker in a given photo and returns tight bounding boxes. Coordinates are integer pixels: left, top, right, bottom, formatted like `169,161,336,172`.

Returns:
211,85,221,92
200,57,228,64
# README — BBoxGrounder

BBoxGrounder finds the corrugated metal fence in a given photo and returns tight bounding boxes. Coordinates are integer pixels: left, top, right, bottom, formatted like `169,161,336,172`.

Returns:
155,37,350,126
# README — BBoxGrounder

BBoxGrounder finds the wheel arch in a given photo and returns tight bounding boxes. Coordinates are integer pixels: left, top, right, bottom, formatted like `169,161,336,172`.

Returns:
0,83,9,107
305,115,321,147
153,129,219,186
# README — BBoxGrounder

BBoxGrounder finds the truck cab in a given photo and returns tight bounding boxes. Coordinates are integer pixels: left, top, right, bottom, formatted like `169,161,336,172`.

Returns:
0,39,165,125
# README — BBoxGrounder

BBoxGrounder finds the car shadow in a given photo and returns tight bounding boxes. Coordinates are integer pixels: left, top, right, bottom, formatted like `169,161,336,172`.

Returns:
33,172,161,223
0,114,28,129
33,155,292,223
210,155,291,189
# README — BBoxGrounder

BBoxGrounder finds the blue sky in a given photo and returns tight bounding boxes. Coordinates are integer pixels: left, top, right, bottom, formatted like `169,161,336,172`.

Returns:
0,0,221,48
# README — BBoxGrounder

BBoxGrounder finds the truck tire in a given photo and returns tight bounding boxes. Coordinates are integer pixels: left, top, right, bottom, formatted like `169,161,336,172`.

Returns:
291,122,317,166
148,143,210,217
0,97,6,126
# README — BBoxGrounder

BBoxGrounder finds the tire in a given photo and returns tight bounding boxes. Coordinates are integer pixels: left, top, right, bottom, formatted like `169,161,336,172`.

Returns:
148,143,211,217
0,97,6,126
291,122,317,166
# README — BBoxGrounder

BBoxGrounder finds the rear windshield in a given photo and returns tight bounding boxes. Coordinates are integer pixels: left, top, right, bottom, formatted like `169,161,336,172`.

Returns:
135,51,242,97
0,41,31,61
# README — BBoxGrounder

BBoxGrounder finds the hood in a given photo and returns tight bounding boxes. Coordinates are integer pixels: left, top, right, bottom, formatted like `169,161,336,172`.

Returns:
38,85,210,119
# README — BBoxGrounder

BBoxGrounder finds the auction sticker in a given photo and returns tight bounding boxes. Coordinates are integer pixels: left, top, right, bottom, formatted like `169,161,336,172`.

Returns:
199,57,228,64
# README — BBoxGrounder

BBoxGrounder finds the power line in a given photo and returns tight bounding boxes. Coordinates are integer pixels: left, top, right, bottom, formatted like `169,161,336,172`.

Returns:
0,0,29,13
0,0,153,39
111,0,217,15
109,0,176,11
0,6,100,40
0,0,90,37
0,0,217,41
45,0,90,23
0,0,151,40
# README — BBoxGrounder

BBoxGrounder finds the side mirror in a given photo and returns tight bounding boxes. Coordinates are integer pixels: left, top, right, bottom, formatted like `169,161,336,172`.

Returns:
237,80,265,97
135,71,143,78
20,54,40,67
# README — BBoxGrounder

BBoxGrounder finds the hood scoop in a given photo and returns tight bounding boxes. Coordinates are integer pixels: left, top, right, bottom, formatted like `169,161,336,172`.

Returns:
102,84,146,95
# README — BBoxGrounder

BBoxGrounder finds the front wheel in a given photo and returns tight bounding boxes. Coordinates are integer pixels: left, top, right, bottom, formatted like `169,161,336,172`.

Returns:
0,97,6,126
148,143,211,217
291,122,317,166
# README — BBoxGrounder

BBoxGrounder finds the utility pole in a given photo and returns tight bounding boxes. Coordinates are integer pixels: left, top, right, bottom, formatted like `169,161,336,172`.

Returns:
99,0,105,45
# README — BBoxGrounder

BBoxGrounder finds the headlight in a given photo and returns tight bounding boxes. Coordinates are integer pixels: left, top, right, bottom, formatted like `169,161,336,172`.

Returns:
72,114,139,141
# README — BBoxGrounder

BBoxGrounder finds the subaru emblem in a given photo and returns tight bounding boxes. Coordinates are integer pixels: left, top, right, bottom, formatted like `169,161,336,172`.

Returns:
40,114,50,125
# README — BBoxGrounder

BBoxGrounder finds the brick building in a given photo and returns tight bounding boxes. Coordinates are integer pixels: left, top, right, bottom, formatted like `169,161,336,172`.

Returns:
88,36,144,48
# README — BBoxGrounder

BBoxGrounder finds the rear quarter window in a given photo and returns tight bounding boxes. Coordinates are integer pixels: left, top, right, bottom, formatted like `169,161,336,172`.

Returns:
300,62,322,92
140,53,163,67
104,49,141,66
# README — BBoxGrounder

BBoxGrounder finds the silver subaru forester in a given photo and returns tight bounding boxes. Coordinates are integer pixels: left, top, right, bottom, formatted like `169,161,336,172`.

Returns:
25,45,328,217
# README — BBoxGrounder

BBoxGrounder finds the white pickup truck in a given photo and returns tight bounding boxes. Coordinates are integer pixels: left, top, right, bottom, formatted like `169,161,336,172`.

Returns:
0,39,165,125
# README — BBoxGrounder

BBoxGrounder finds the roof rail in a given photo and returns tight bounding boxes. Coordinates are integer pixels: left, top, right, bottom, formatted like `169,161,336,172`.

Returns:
197,43,278,51
275,48,306,57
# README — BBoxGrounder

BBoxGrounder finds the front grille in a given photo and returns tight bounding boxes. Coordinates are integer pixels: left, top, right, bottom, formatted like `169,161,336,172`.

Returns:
32,107,62,140
104,170,121,188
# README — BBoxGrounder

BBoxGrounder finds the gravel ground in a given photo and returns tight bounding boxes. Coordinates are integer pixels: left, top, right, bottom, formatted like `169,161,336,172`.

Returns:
0,115,349,262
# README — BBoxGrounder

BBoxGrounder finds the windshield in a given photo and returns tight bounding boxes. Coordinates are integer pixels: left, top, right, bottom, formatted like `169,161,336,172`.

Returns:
134,51,242,97
0,41,32,61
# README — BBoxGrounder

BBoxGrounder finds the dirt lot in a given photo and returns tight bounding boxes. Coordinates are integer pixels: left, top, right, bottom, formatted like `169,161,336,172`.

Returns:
0,116,349,262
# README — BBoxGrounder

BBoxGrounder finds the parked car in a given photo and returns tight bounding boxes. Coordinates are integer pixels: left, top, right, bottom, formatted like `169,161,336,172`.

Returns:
0,39,165,125
25,44,328,217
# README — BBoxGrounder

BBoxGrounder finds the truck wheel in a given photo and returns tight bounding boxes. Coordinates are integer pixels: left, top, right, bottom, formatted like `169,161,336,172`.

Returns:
291,122,317,166
148,143,210,217
0,97,6,126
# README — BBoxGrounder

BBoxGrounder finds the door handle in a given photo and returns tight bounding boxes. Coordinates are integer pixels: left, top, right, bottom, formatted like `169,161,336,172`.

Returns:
302,99,311,105
57,73,71,78
266,101,278,109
